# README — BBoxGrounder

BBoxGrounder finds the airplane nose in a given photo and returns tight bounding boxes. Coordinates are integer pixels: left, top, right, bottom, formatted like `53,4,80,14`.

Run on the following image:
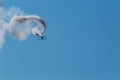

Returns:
41,36,44,39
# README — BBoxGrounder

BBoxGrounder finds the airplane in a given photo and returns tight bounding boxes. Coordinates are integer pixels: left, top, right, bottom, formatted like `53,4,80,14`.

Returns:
35,33,47,40
32,26,47,40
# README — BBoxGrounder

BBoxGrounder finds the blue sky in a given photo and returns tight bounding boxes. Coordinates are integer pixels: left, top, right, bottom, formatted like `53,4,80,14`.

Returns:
0,0,120,80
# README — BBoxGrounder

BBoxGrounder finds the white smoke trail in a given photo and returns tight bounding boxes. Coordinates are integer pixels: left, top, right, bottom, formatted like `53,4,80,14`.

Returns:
0,7,26,48
0,19,8,48
9,15,46,40
32,26,42,37
9,15,33,40
0,6,46,48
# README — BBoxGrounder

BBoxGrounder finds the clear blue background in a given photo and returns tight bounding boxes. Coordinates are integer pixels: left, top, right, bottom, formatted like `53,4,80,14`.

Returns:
0,0,120,80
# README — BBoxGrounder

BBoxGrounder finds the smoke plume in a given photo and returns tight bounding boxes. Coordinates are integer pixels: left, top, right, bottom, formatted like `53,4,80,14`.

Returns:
0,7,46,48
